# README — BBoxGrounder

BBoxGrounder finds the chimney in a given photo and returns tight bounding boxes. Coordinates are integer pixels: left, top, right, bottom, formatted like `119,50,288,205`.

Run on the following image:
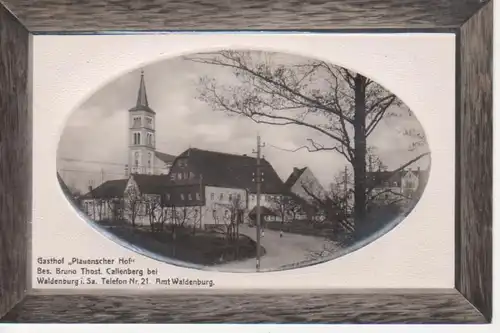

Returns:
417,166,420,172
88,185,93,193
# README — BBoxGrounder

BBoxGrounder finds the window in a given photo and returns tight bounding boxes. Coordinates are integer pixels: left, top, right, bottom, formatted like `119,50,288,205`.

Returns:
250,194,255,201
170,173,176,180
224,210,230,218
133,132,141,145
393,182,398,187
180,194,185,200
146,133,153,146
133,117,141,127
237,193,241,200
165,194,171,201
147,153,151,167
134,152,139,167
196,193,201,200
145,117,153,128
228,194,232,201
184,172,189,179
188,193,192,200
177,173,182,180
220,193,224,200
210,193,215,200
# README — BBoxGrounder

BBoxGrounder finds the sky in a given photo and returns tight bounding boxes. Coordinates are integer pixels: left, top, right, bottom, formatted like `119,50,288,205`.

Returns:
57,51,431,193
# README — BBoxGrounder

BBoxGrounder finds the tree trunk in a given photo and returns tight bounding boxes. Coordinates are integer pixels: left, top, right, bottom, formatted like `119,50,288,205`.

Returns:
353,74,367,227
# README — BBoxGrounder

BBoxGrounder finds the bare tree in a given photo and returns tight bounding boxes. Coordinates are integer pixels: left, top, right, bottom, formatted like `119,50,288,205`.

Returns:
268,194,302,225
124,186,143,228
144,195,168,233
211,195,245,243
105,198,124,223
166,205,199,240
187,51,429,229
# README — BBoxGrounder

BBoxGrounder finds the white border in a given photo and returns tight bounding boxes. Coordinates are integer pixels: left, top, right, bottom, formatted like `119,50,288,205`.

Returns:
32,33,454,290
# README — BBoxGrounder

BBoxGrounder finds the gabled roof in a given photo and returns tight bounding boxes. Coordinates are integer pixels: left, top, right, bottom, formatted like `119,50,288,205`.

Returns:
155,151,176,164
132,174,172,194
284,167,307,190
81,179,128,199
177,148,286,194
129,71,155,114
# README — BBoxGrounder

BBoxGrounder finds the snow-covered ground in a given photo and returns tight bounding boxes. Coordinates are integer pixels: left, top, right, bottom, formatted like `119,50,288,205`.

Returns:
214,225,338,272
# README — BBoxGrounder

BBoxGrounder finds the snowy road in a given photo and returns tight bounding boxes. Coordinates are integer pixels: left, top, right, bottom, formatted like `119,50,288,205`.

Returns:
214,224,337,272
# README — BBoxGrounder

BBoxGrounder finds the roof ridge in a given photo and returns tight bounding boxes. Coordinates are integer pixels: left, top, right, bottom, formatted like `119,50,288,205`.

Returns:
188,147,265,160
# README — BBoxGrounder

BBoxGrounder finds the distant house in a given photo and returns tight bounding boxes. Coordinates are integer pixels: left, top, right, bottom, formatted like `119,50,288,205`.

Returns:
283,167,329,222
284,167,328,204
366,167,429,205
81,179,128,222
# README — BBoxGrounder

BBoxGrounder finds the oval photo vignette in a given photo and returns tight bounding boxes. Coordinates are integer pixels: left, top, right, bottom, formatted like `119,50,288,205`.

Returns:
56,50,431,273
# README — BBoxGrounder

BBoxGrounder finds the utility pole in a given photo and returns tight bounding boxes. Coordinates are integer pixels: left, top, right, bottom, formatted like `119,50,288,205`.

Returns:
252,135,265,272
198,174,203,231
100,168,104,184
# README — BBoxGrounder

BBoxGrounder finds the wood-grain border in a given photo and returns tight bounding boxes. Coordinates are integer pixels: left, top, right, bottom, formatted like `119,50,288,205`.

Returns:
0,0,492,324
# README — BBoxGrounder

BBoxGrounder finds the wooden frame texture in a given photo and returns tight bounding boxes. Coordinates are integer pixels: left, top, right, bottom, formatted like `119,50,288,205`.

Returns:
0,0,492,324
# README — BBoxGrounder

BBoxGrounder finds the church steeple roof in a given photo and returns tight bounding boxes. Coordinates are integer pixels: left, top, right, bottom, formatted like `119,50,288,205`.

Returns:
129,70,155,114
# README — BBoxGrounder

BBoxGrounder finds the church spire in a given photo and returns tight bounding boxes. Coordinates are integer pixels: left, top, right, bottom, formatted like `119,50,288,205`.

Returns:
136,70,149,107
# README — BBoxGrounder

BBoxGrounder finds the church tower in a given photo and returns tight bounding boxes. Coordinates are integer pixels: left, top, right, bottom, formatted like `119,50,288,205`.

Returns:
128,70,156,175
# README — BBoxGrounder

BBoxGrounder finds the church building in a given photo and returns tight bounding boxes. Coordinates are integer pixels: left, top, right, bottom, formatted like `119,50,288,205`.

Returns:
127,70,176,176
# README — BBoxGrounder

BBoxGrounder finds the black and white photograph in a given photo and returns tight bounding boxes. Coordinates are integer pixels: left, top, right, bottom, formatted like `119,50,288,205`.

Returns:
56,50,431,272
